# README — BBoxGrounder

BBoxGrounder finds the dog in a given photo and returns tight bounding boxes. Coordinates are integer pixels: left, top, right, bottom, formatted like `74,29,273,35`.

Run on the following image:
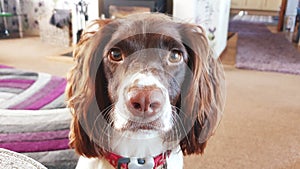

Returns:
66,13,225,169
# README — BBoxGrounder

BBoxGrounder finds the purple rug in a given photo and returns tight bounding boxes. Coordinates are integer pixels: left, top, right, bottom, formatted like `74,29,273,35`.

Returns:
229,21,300,75
0,65,78,168
0,65,66,110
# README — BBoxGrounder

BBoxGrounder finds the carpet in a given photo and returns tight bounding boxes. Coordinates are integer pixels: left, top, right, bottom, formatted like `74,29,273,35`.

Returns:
229,21,300,75
0,65,78,169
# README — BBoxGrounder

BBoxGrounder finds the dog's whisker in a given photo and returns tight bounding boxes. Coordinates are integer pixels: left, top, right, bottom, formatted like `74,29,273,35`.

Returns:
91,104,114,128
102,116,114,148
91,104,115,140
171,106,191,146
164,112,184,149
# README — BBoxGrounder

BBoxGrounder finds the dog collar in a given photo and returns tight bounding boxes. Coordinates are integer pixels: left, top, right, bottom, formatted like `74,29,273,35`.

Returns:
105,151,171,169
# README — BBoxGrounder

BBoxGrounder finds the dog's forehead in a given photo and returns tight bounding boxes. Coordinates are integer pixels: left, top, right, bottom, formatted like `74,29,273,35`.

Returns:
111,15,182,42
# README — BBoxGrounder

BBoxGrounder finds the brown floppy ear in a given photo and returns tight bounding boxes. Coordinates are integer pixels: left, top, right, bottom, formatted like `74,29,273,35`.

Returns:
178,24,225,155
66,19,114,158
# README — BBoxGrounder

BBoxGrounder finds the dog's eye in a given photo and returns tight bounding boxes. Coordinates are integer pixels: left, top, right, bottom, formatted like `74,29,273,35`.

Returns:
168,49,183,63
108,48,123,62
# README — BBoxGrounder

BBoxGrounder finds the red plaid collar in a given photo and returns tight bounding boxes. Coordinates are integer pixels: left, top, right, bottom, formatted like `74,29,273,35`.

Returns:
104,151,171,169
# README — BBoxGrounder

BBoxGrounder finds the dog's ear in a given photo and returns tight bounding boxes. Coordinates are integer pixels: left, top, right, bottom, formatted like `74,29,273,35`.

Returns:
66,19,114,158
178,24,225,155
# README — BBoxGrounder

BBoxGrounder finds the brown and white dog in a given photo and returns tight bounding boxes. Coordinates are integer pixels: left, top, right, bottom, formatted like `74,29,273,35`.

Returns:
66,13,225,169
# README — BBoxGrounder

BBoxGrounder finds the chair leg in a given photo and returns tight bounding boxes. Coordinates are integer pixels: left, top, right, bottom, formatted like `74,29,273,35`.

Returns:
15,0,22,38
0,0,9,37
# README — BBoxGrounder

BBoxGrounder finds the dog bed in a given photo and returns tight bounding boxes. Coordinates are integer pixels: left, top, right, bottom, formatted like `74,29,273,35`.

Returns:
0,65,78,169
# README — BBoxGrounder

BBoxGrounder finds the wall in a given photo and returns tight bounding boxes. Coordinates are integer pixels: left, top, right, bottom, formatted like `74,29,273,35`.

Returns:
1,0,46,36
2,0,71,37
286,0,298,15
16,0,98,46
284,0,298,32
38,0,72,47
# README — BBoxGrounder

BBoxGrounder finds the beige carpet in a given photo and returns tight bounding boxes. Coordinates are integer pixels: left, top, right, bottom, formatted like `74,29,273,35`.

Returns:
0,37,73,77
1,37,299,169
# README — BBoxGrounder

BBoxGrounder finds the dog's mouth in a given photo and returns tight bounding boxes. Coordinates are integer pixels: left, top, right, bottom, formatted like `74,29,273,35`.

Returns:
122,119,163,131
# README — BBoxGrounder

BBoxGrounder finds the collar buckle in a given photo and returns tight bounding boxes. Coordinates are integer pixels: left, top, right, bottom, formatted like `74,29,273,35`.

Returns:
127,157,155,169
117,157,130,169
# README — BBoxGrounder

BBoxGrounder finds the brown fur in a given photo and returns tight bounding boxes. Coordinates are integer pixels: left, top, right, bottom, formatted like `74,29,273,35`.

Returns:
66,13,225,158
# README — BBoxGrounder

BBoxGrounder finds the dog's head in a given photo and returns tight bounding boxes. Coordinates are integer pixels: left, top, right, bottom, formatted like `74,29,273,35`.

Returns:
66,13,225,158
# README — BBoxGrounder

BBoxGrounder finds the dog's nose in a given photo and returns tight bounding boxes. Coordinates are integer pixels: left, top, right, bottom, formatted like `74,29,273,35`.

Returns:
127,88,164,118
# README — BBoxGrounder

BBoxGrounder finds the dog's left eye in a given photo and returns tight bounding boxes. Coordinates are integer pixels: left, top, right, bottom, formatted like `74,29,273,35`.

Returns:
108,48,123,62
168,49,183,63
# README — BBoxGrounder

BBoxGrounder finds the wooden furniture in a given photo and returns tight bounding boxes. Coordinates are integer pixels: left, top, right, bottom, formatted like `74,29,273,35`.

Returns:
231,0,282,11
220,32,238,66
278,0,287,31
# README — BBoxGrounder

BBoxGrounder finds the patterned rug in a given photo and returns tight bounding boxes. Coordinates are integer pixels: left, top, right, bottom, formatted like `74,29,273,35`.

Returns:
231,14,277,25
0,65,77,169
229,21,300,75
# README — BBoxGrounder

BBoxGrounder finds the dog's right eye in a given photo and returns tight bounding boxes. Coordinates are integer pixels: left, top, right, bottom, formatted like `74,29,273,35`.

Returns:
107,48,123,62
